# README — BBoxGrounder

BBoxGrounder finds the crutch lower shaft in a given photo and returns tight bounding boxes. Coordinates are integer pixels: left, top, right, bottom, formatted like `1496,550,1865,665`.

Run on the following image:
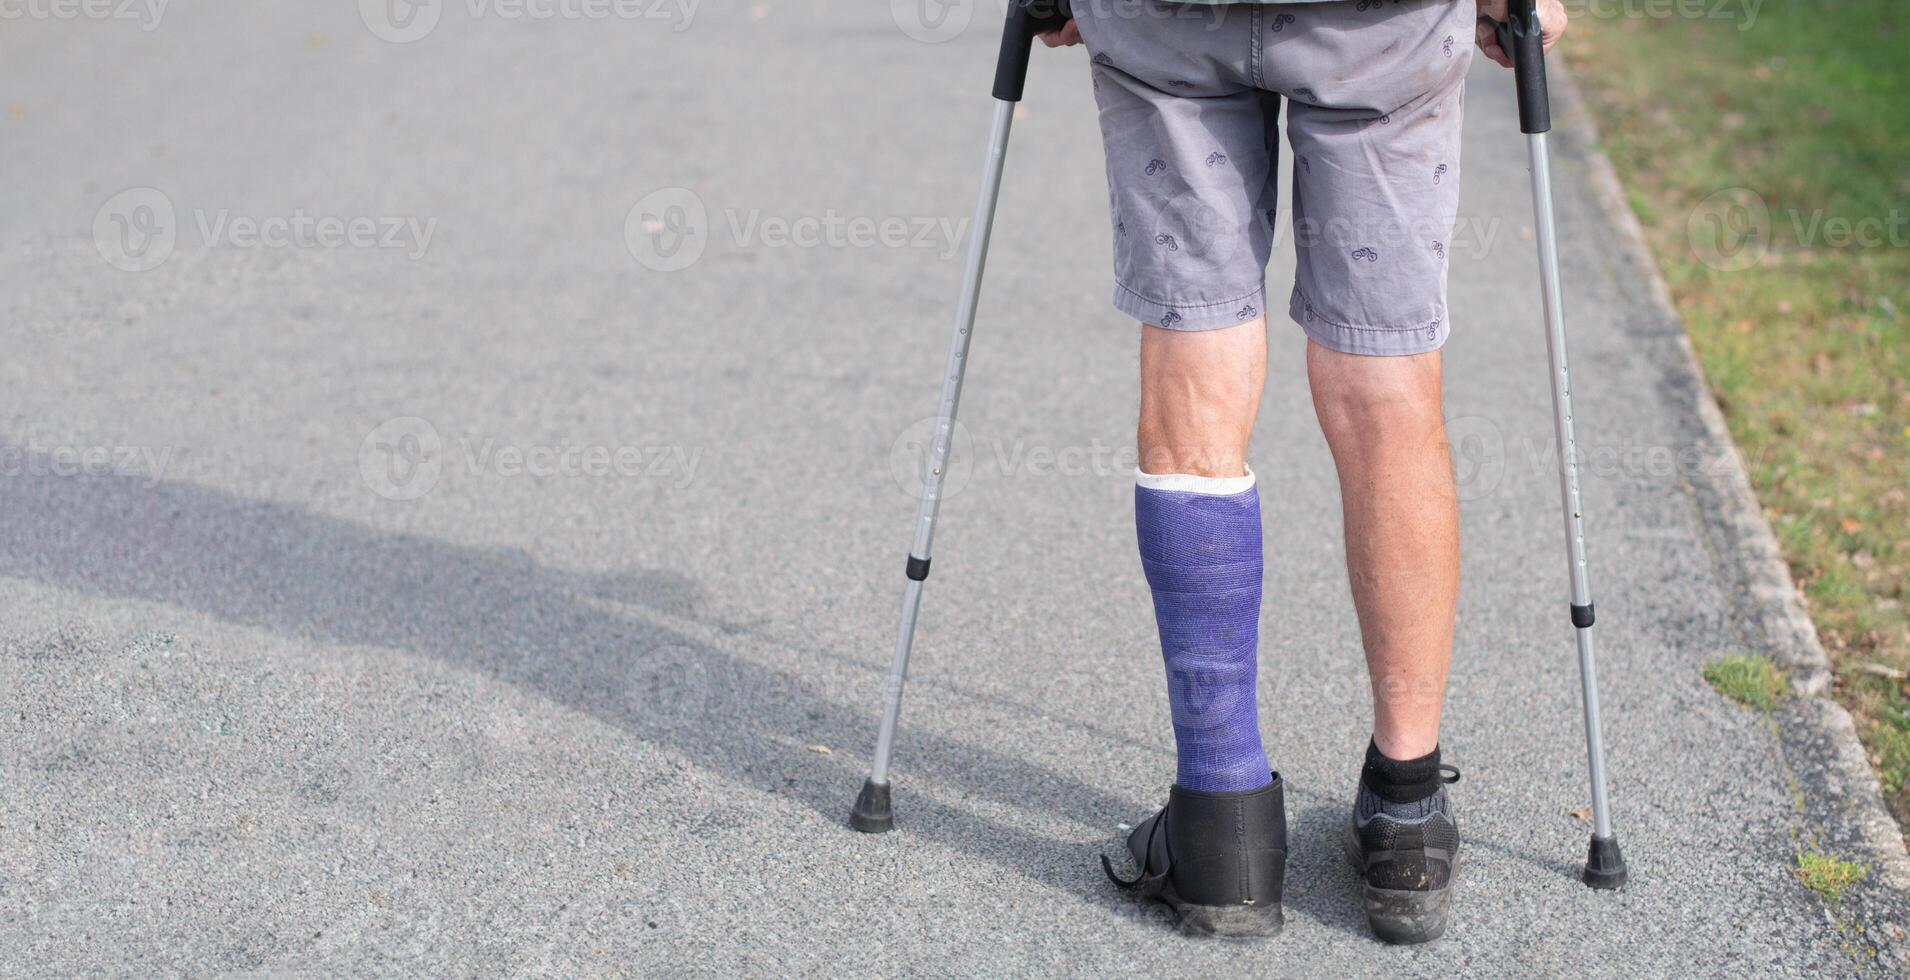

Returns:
851,97,1017,833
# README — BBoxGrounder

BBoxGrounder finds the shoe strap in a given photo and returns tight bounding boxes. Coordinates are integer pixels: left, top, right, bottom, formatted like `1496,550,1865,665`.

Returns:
1101,809,1168,889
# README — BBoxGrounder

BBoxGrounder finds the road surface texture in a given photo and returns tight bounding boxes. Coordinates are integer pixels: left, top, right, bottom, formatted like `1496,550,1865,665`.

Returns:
2,1,1905,975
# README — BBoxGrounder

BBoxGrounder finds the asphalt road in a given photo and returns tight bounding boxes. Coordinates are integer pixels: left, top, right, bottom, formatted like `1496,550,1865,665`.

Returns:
1,1,1903,974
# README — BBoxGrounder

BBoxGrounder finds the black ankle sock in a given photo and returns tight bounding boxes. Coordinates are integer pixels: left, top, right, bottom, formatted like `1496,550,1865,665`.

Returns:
1361,739,1442,804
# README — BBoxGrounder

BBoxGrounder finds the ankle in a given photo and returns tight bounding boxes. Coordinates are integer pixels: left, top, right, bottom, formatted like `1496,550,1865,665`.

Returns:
1361,738,1442,804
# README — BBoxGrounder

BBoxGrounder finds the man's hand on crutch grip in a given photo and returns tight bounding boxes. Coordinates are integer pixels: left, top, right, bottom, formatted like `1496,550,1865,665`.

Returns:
1475,0,1567,67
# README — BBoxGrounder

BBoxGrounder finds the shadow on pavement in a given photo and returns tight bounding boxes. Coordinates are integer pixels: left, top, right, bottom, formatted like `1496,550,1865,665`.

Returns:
0,447,1154,919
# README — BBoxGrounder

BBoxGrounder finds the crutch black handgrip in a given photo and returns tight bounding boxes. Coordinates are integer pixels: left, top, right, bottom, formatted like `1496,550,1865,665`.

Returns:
1493,0,1551,135
994,0,1074,102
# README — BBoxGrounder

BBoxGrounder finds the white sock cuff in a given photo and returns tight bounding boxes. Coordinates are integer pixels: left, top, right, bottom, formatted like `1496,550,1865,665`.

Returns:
1134,465,1256,496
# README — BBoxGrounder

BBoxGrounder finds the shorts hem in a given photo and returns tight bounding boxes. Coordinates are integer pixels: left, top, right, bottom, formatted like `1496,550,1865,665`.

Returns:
1114,280,1269,332
1288,287,1448,356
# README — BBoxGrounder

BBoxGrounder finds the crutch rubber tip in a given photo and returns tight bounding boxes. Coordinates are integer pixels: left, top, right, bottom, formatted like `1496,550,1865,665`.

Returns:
1582,834,1628,890
850,778,895,833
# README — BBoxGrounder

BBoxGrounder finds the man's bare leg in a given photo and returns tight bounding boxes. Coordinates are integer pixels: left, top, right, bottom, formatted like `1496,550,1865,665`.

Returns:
1306,339,1459,760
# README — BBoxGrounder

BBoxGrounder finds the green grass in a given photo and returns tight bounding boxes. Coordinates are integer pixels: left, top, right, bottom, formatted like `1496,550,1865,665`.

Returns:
1565,0,1910,840
1704,653,1789,711
1796,851,1869,904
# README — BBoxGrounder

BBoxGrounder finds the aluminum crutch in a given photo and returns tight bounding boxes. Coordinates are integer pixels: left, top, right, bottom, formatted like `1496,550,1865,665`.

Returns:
1496,0,1629,888
852,0,1074,833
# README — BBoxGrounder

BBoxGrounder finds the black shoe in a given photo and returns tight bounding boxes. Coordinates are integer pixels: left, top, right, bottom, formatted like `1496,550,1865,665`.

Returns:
1102,774,1287,939
1348,765,1461,944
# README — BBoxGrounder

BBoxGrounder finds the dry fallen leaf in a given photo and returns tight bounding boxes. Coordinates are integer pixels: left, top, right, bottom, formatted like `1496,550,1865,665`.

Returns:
1570,806,1592,825
805,744,832,756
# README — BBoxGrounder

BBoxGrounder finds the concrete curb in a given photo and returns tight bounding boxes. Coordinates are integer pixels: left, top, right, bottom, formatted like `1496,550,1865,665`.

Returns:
1551,61,1910,969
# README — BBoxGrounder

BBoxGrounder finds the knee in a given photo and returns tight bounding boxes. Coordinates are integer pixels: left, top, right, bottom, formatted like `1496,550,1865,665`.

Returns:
1308,343,1444,442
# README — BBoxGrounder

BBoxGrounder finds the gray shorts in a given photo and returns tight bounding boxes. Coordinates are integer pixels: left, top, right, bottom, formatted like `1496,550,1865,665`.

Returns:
1074,0,1473,355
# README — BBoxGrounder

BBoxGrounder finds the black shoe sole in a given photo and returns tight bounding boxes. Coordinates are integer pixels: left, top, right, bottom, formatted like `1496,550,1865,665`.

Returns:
1103,851,1287,940
1360,884,1450,944
1163,890,1285,940
1344,823,1456,945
